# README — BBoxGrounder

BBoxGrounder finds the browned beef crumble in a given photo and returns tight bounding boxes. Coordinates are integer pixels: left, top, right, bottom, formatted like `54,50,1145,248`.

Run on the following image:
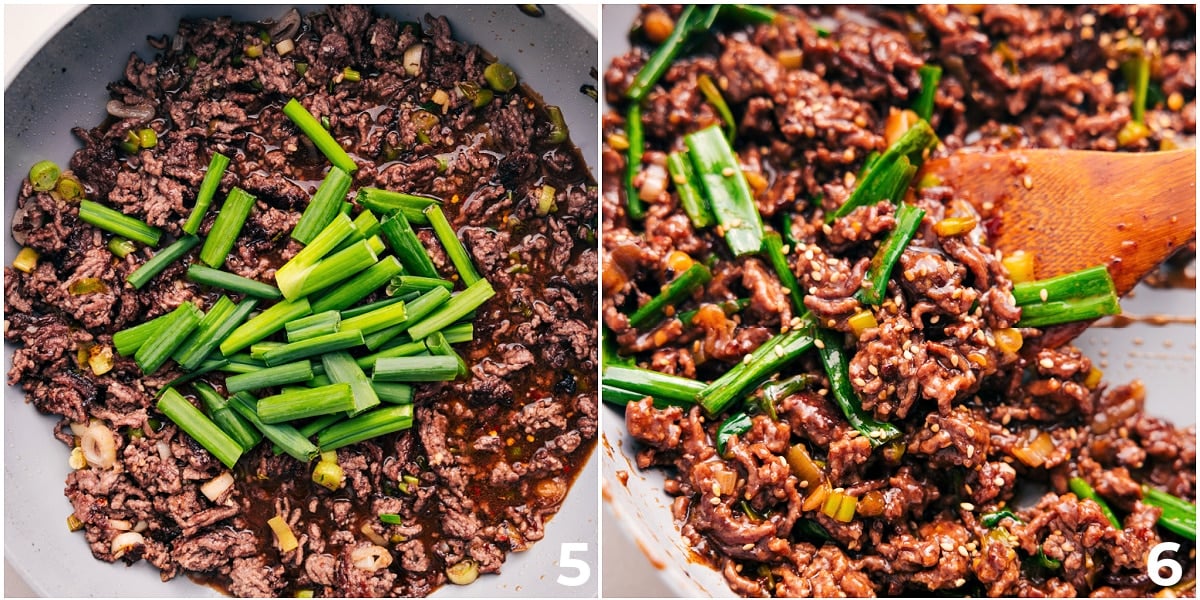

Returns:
605,5,1194,597
7,6,596,597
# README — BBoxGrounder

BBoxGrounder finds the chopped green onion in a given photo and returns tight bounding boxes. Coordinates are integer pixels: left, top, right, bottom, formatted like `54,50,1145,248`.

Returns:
107,237,137,258
1141,485,1197,541
340,298,409,336
355,341,427,371
200,187,257,268
126,235,200,289
355,188,439,225
316,404,414,451
256,383,356,424
715,411,752,455
545,105,569,144
1069,477,1122,529
285,310,341,342
186,264,282,300
225,360,315,394
685,125,764,256
177,298,259,371
625,5,714,102
340,296,406,320
698,318,816,416
627,263,712,330
292,166,354,245
341,67,361,82
697,74,736,141
406,278,494,341
624,102,646,221
602,365,705,405
379,212,438,278
275,213,356,299
173,296,236,367
424,331,467,378
282,98,357,173
157,387,243,468
386,275,454,297
441,322,473,345
815,327,902,447
372,382,413,405
29,160,61,192
219,298,312,356
183,152,231,234
79,199,161,246
250,342,286,361
193,381,262,451
362,286,451,350
113,311,175,357
762,232,804,314
228,392,318,461
827,120,936,222
913,64,942,122
261,330,364,367
1014,266,1120,328
372,355,461,382
424,205,480,286
379,513,403,525
290,239,379,299
483,62,518,92
667,150,714,228
321,351,381,416
858,203,925,305
134,302,202,373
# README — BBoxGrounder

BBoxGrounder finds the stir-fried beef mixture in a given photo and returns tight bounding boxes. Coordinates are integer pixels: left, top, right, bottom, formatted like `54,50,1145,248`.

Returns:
7,6,596,597
603,5,1195,597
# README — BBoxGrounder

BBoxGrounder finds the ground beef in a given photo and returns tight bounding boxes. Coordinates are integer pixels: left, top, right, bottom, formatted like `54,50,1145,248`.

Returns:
8,6,595,598
605,5,1195,598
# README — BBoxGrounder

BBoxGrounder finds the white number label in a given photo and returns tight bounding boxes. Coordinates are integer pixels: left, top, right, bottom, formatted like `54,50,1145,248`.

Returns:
1148,541,1182,587
557,542,591,587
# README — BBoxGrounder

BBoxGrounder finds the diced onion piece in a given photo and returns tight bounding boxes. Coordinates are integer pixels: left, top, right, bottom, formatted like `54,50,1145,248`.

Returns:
12,247,39,273
109,518,132,531
993,328,1023,356
67,513,84,532
201,472,235,502
431,88,451,112
89,345,114,376
446,559,479,585
1117,120,1151,147
714,470,737,497
638,163,667,202
111,531,145,558
665,250,694,274
1083,367,1104,390
82,422,118,469
933,215,978,237
68,447,87,470
606,133,630,151
360,523,388,546
834,494,858,522
1012,431,1054,467
785,444,824,491
275,39,295,56
821,490,844,518
350,544,393,571
777,48,804,69
312,460,345,491
1002,250,1035,283
134,520,148,533
403,43,424,76
847,310,878,338
856,490,885,517
268,515,299,552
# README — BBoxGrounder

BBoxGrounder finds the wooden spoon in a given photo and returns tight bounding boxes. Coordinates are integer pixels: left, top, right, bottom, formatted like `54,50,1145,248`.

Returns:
920,147,1195,344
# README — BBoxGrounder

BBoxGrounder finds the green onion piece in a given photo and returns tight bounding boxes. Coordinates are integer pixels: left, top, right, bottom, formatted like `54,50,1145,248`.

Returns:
1122,44,1151,125
275,213,356,299
157,387,243,468
178,298,259,371
228,392,318,461
913,64,942,122
126,235,200,289
341,67,361,82
602,365,705,404
362,286,452,350
173,296,236,366
355,341,427,371
1036,545,1062,570
183,152,231,234
601,384,656,408
372,355,461,382
261,330,364,367
193,381,262,451
256,383,355,424
386,275,454,297
135,303,202,373
225,360,314,393
441,322,473,345
316,404,414,451
762,232,805,314
113,311,175,357
719,4,779,24
340,298,410,336
108,237,137,258
213,360,259,374
814,327,903,447
1141,485,1197,541
625,5,715,102
424,331,467,378
980,509,1022,528
1069,477,1122,529
379,513,403,525
697,317,816,416
29,160,60,192
312,254,405,314
340,296,406,320
250,342,286,361
424,205,480,286
160,358,229,391
624,102,646,221
761,373,819,407
628,263,712,330
685,125,765,256
330,209,383,254
1014,266,1120,328
355,188,439,225
297,414,345,440
292,166,354,245
78,200,162,246
667,151,714,228
322,351,381,416
379,211,438,278
282,98,357,173
715,412,753,455
545,105,568,144
406,278,494,341
697,74,736,141
483,62,518,92
828,120,936,222
219,297,312,356
373,382,413,405
200,187,257,268
186,264,282,300
858,203,926,305
285,310,342,342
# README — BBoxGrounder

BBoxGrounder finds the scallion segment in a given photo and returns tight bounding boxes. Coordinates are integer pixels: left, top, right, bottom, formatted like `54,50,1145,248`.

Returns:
1069,477,1122,529
685,125,764,256
282,98,357,174
220,297,312,356
256,383,356,424
379,211,438,278
827,119,936,222
113,311,175,356
372,382,414,405
386,275,454,297
310,256,403,313
697,74,736,141
134,302,203,373
1013,265,1120,328
285,310,341,342
340,296,405,320
228,392,318,461
127,235,200,289
225,360,315,393
858,203,926,305
762,232,805,314
362,286,451,350
406,278,494,341
627,263,712,330
424,205,480,286
199,187,256,268
178,298,259,371
813,327,902,447
424,331,467,378
355,341,427,371
321,351,381,416
275,213,356,299
624,102,646,221
292,166,354,244
697,317,816,416
193,381,262,451
79,200,162,246
339,298,409,337
667,151,713,229
356,188,438,225
602,365,705,405
186,264,281,300
625,4,715,102
261,330,365,367
372,355,461,382
912,64,942,122
173,296,236,367
1141,485,1197,541
157,387,243,468
316,404,414,451
183,152,231,234
294,239,380,299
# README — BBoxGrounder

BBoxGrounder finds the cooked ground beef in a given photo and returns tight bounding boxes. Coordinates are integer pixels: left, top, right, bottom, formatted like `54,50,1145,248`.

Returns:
7,6,595,597
604,5,1194,597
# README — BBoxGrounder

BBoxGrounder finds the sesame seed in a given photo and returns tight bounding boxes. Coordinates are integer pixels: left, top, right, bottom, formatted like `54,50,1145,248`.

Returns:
950,353,959,367
743,353,754,364
743,543,755,551
812,271,823,282
1039,357,1055,369
774,345,785,357
960,502,975,511
808,286,819,295
710,496,721,505
853,377,867,387
966,446,974,458
940,540,955,552
1021,175,1033,189
721,167,735,177
1039,288,1048,302
994,476,1005,486
930,423,941,433
958,546,970,558
814,338,825,349
817,388,828,396
954,578,966,588
868,364,879,376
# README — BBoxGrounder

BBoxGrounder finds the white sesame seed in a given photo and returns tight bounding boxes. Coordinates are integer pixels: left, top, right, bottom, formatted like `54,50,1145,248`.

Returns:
743,353,754,364
722,167,736,177
814,338,825,349
960,502,975,511
713,482,722,496
930,423,941,433
1039,288,1048,302
1039,357,1055,369
958,546,970,558
940,540,955,552
774,345,785,357
966,446,974,458
868,364,879,376
994,476,1005,486
710,496,722,505
743,543,755,551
